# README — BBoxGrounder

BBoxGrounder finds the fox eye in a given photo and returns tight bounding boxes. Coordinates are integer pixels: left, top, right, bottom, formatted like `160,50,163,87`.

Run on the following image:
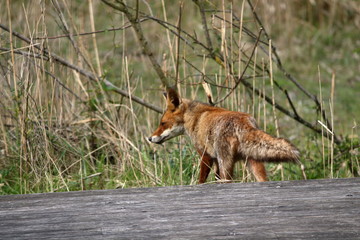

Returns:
161,122,166,126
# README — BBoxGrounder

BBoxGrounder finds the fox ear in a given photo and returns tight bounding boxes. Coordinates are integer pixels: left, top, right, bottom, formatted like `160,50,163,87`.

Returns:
166,88,181,111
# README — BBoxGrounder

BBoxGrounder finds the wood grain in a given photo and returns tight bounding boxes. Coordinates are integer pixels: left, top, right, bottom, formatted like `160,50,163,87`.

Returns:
0,178,359,239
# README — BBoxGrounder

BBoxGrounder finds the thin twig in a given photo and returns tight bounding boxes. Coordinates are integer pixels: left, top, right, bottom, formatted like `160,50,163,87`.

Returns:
33,19,148,40
0,24,163,114
214,12,332,126
42,67,85,102
246,0,339,143
175,1,183,86
102,0,171,89
193,0,214,53
52,0,94,72
214,28,263,104
242,79,322,136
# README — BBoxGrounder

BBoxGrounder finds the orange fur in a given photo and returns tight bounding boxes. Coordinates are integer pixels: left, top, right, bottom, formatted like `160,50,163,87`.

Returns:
148,89,299,183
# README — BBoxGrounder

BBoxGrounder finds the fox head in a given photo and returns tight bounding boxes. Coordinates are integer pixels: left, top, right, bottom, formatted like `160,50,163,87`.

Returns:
148,88,185,144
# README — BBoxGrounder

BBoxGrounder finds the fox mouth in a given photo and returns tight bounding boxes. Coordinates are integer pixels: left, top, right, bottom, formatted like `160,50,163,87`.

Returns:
148,136,167,144
154,138,165,144
155,140,164,145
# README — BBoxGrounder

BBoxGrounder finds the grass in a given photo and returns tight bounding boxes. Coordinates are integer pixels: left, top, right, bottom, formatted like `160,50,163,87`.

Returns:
0,0,359,195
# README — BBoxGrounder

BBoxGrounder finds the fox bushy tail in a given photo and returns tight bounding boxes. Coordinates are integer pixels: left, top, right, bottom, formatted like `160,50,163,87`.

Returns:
241,130,300,162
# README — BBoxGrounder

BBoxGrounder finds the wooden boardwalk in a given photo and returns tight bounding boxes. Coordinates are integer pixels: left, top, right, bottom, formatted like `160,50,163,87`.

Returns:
0,178,359,239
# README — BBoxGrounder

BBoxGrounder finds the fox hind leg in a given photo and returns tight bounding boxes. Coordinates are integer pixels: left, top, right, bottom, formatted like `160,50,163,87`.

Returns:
247,159,267,182
213,159,220,181
218,157,235,183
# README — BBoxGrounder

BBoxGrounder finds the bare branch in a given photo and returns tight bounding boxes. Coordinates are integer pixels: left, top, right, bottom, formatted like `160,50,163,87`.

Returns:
51,0,94,72
0,23,162,114
175,2,183,86
214,28,263,104
102,0,172,89
246,0,339,143
193,0,214,53
33,19,148,40
240,79,326,140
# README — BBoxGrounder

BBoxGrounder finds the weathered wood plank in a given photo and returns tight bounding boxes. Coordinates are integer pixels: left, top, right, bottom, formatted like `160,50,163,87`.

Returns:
0,178,359,239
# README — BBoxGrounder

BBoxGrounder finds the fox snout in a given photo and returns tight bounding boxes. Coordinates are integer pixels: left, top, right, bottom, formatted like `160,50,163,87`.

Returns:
148,125,185,145
148,135,164,144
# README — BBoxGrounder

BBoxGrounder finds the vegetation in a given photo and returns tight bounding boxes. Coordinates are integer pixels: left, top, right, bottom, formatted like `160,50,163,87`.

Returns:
0,0,359,195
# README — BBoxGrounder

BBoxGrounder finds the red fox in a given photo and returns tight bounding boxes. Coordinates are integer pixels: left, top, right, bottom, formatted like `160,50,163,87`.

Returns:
148,88,300,183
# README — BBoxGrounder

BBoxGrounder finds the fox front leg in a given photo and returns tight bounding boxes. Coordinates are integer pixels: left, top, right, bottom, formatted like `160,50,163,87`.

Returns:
197,149,217,184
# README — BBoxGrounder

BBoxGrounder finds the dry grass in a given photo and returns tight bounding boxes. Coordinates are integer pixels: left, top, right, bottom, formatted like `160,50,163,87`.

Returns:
0,0,359,194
